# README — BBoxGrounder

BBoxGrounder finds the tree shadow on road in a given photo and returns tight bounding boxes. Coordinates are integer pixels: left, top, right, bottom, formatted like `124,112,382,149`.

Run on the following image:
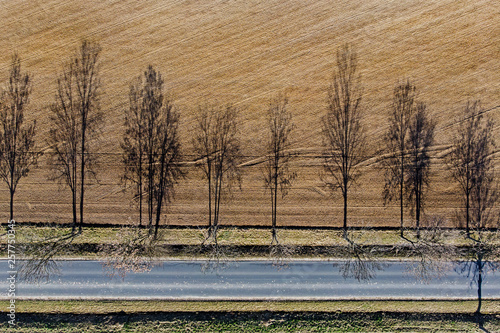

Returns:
333,228,385,282
19,229,78,283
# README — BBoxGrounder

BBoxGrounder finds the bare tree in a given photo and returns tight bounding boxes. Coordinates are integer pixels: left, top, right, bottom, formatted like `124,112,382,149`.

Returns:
122,77,146,226
447,101,498,235
263,93,296,245
0,54,39,221
193,103,241,244
322,43,365,238
383,80,417,237
122,65,184,239
47,40,102,233
405,102,435,238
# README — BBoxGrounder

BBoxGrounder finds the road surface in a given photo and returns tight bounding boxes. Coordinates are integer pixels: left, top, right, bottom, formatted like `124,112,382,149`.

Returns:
1,260,498,300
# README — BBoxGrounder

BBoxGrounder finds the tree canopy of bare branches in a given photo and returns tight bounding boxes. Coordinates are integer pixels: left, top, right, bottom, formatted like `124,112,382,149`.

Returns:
405,102,435,238
193,103,241,244
447,101,498,235
47,40,103,233
322,43,365,238
263,93,296,245
0,54,39,221
122,65,184,239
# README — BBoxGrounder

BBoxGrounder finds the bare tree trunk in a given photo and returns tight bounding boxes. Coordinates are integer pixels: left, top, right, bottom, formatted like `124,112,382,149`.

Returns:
79,121,85,233
72,187,77,234
400,152,404,237
154,161,165,239
9,152,17,221
139,151,143,227
476,252,483,315
9,187,14,222
212,172,218,238
272,162,278,244
154,187,163,240
466,188,470,236
416,179,421,239
343,187,348,239
208,163,212,237
215,164,223,240
147,141,153,233
271,187,276,244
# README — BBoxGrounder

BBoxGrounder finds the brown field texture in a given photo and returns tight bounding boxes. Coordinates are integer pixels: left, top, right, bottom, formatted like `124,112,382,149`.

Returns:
0,0,499,228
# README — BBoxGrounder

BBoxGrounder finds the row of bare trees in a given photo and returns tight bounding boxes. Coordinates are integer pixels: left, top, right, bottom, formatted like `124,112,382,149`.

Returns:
0,41,104,236
119,43,498,251
323,44,497,241
4,42,497,320
0,42,498,243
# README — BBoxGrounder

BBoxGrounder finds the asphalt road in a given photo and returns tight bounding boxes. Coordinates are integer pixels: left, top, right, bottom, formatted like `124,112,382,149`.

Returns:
1,260,499,300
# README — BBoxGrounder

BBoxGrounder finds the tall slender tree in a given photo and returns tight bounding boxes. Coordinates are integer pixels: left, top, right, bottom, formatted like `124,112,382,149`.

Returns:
263,93,296,244
0,54,39,221
383,80,416,237
47,40,102,233
447,101,498,235
405,102,435,238
122,66,183,239
193,104,241,244
122,77,146,226
322,43,365,238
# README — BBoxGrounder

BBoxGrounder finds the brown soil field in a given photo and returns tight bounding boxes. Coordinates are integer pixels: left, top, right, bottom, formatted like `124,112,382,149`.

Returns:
0,0,499,228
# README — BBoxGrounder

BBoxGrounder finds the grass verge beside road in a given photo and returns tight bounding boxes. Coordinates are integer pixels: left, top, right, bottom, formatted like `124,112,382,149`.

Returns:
6,300,500,314
2,225,497,259
1,300,499,332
